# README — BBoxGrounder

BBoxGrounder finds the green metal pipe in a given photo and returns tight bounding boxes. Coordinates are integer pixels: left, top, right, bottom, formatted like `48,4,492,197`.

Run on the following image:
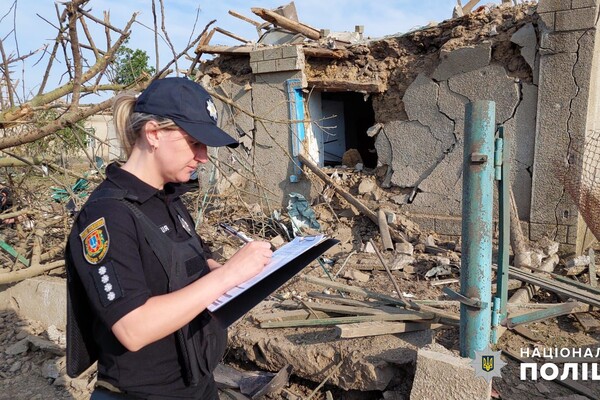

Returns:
460,101,495,358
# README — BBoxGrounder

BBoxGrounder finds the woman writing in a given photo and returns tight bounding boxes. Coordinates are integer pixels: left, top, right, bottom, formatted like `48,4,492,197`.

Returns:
66,77,272,399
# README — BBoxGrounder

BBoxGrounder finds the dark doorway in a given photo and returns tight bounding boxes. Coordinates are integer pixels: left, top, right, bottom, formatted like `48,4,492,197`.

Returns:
314,91,377,168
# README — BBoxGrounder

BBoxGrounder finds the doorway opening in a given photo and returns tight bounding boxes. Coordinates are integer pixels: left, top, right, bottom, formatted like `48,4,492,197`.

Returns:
307,91,377,168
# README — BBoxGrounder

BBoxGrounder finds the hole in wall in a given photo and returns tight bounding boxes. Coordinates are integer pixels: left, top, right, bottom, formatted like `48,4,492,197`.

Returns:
307,91,377,168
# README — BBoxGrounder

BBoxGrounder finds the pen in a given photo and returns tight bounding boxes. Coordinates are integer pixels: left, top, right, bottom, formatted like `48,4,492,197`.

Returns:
219,223,254,243
219,222,278,252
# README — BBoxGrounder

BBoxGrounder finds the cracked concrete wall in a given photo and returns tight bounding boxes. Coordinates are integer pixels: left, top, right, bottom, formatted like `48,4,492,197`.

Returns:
377,48,534,229
531,0,600,247
374,1,600,247
203,71,312,208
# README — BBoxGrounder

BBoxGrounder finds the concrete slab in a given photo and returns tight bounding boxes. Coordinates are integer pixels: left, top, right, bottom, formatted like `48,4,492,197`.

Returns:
432,43,492,82
408,143,463,216
403,74,455,142
0,276,66,329
511,23,537,71
381,120,451,188
447,64,520,123
410,348,491,400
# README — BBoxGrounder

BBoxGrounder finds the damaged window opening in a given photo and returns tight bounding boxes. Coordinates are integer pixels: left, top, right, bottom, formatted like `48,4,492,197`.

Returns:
308,91,376,168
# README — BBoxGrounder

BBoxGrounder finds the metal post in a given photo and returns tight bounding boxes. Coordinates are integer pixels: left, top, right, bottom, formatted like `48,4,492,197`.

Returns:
492,126,510,344
460,101,495,358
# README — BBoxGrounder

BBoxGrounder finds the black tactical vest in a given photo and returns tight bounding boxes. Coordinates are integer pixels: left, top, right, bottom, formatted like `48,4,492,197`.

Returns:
66,189,227,388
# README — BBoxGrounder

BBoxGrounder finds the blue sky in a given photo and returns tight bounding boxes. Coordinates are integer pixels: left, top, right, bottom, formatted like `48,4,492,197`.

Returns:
1,1,500,100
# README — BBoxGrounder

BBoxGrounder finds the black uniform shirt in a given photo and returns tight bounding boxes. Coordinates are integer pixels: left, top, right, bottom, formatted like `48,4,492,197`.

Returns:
67,162,214,398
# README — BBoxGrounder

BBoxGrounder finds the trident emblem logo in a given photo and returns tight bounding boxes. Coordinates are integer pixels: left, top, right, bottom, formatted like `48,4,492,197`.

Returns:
482,355,494,372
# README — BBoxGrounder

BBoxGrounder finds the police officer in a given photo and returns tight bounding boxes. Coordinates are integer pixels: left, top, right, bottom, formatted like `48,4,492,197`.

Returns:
65,77,273,399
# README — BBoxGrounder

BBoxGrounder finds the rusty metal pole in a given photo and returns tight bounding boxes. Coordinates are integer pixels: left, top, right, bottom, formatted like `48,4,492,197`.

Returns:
460,101,495,358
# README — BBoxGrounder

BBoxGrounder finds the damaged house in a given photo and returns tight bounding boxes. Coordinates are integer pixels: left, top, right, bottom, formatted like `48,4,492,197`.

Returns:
197,0,600,253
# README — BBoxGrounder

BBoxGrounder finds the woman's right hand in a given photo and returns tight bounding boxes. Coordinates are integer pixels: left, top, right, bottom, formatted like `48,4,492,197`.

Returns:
222,241,272,286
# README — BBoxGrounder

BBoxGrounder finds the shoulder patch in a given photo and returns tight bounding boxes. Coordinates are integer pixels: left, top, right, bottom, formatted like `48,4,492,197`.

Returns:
91,261,123,307
79,217,110,265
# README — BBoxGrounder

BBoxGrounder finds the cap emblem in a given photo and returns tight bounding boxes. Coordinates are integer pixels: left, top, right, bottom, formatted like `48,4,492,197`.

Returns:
206,98,218,123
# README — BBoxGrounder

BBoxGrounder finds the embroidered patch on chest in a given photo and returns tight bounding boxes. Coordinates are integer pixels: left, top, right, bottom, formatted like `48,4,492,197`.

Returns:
79,217,110,264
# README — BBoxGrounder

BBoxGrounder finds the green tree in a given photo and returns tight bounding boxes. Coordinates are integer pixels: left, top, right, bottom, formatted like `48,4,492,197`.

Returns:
111,42,155,86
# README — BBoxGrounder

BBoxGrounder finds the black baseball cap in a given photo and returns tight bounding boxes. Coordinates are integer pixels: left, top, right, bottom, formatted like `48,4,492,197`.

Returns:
134,77,239,148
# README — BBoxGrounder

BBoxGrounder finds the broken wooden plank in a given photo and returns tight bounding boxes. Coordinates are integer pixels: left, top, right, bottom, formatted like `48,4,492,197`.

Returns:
378,209,394,251
215,27,251,44
195,45,253,55
252,309,330,324
251,7,321,40
0,260,65,285
335,321,444,338
589,248,597,288
303,275,460,325
430,278,459,286
506,301,591,313
309,287,460,310
307,78,385,93
228,10,263,27
574,312,600,333
308,291,399,310
462,0,482,14
501,300,580,328
279,300,432,318
260,313,433,328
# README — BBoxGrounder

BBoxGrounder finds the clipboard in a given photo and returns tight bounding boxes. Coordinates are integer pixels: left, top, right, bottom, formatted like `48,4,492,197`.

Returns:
208,235,339,328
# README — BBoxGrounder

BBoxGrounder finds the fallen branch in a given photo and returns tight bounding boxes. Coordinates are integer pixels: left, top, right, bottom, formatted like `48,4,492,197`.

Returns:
0,260,65,285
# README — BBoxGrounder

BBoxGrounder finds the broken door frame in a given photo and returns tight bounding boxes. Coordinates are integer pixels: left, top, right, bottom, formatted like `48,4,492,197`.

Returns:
285,78,305,182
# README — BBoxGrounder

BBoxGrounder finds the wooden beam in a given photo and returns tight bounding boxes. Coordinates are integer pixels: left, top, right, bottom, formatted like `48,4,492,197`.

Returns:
279,301,433,318
214,27,251,44
303,47,352,59
462,0,481,13
307,78,385,93
574,312,600,333
251,7,321,40
228,10,262,27
335,321,444,338
378,209,394,251
252,309,330,323
195,45,253,55
589,248,597,287
260,313,433,329
303,275,460,325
